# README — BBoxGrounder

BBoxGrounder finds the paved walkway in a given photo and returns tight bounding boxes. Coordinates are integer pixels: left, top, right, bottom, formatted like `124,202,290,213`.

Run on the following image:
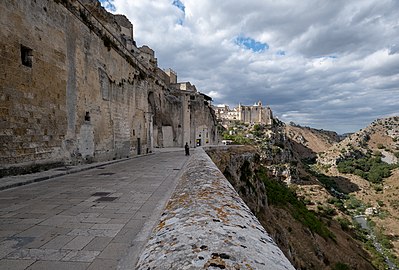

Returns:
0,149,190,269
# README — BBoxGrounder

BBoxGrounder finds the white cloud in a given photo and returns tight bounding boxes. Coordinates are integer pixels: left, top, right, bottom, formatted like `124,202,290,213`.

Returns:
104,0,399,134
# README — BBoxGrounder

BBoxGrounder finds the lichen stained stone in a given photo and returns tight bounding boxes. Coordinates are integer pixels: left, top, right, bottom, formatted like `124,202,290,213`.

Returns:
136,148,294,270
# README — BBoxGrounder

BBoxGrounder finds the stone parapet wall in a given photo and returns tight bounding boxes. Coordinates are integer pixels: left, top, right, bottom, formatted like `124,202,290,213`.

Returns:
136,147,294,269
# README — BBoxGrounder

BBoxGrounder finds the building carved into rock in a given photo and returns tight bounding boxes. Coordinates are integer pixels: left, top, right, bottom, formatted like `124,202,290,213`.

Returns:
0,0,218,175
213,101,273,126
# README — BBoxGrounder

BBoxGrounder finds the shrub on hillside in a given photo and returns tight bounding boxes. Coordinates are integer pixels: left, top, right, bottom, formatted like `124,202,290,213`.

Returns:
332,262,350,270
336,217,352,231
377,143,384,149
337,153,397,183
256,168,335,240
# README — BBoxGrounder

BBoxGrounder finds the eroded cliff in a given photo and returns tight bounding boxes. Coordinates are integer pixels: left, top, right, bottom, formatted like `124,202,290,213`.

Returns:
206,146,375,270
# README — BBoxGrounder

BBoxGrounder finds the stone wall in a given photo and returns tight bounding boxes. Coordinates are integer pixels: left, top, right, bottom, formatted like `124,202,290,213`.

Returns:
212,101,273,126
0,0,217,175
136,148,294,269
238,101,273,125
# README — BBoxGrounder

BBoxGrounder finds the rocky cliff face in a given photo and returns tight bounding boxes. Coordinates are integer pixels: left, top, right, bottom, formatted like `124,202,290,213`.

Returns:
206,146,266,214
206,145,375,270
318,117,399,166
285,125,340,161
251,121,298,184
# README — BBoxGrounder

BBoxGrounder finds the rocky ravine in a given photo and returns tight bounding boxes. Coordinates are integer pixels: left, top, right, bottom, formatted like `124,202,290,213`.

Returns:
318,117,399,166
206,145,375,270
316,117,399,265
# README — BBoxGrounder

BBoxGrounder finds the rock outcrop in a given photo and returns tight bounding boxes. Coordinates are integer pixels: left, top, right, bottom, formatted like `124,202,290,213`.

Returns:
318,117,399,166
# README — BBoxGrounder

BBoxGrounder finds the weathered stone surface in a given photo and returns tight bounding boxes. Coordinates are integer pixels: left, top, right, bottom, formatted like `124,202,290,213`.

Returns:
0,0,217,177
136,148,294,270
0,150,189,268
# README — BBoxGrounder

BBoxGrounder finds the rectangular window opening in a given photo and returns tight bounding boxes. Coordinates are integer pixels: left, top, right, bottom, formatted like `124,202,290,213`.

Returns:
21,45,33,67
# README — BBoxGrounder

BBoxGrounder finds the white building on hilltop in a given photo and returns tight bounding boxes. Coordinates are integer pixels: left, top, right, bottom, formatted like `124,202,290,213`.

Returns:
213,101,273,125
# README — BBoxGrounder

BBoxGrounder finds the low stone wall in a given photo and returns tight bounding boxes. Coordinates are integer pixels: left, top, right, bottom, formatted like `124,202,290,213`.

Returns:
136,148,294,269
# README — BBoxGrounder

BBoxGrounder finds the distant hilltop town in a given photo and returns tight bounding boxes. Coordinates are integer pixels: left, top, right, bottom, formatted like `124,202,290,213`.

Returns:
212,101,273,126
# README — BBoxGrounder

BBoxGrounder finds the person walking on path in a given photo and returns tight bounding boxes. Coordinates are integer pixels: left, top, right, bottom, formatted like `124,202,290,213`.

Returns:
185,142,190,156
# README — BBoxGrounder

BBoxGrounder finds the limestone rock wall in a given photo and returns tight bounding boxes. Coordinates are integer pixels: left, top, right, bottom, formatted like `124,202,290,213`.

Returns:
0,0,217,175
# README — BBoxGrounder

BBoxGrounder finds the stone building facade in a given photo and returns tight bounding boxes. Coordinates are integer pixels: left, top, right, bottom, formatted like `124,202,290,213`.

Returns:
0,0,217,174
213,101,273,125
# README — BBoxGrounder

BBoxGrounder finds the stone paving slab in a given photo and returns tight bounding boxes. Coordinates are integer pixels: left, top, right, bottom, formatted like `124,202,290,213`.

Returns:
0,159,132,191
26,260,90,270
0,259,36,270
0,149,189,269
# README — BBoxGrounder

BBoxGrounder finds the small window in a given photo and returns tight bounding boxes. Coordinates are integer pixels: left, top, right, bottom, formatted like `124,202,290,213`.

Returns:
21,45,33,67
85,112,90,122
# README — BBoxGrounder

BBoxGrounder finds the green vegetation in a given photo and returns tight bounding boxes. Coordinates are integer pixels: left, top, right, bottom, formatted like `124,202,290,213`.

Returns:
337,153,397,183
345,195,366,214
336,217,351,231
256,168,335,240
251,123,264,137
306,164,344,194
332,262,350,270
315,171,341,192
363,221,399,269
222,133,252,145
221,123,254,145
355,227,388,269
317,205,336,217
327,197,345,211
373,184,383,192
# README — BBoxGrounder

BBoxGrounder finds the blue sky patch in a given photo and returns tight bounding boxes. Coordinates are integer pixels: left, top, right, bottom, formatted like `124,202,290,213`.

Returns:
177,18,184,25
276,50,286,56
172,0,185,13
316,55,338,61
172,0,185,25
99,0,116,12
235,36,268,53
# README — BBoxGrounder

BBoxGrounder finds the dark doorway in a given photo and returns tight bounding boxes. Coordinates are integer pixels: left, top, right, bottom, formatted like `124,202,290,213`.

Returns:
137,138,141,155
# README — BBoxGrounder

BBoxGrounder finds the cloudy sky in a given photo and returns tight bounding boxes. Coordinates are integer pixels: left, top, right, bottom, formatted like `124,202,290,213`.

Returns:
100,0,399,134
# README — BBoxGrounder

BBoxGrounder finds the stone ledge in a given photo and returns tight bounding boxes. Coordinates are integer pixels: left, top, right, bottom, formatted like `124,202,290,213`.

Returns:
136,148,294,269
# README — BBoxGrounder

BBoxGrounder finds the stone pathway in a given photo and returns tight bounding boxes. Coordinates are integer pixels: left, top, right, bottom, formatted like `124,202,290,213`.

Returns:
0,149,189,269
